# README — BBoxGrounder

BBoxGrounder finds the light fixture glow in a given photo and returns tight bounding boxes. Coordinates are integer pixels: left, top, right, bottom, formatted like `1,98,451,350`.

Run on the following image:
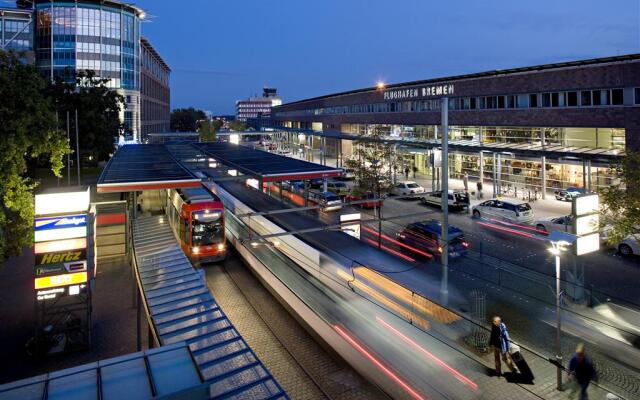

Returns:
34,271,87,290
376,81,385,90
35,188,90,216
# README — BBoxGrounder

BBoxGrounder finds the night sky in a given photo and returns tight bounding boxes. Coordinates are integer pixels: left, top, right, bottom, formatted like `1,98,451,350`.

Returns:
134,0,640,114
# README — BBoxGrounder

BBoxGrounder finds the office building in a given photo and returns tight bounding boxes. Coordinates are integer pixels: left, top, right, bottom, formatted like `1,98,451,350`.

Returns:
236,87,282,122
2,0,170,141
140,37,170,141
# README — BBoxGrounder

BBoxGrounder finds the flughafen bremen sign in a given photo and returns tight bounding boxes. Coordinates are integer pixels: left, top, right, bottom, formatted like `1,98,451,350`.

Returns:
383,84,455,100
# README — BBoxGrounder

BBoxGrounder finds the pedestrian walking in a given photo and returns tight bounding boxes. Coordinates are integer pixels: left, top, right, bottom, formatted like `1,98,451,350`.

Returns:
412,166,418,178
463,172,469,192
488,316,516,376
404,166,410,179
476,181,483,200
568,343,596,400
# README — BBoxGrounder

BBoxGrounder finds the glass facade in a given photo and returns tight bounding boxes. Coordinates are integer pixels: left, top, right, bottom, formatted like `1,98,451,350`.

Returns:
35,1,142,137
36,2,140,89
1,17,33,51
341,123,625,150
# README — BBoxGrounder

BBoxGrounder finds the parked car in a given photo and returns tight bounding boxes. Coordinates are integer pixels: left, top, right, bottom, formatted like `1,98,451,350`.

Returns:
308,191,342,211
554,187,585,202
392,181,425,198
421,190,470,211
471,199,534,224
344,192,382,209
396,220,469,258
326,181,350,197
601,231,640,256
535,215,574,233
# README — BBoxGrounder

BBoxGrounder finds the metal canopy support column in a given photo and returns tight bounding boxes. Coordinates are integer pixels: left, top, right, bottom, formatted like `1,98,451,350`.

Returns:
582,160,587,191
440,97,449,304
492,152,497,198
541,156,547,199
479,151,484,185
587,160,592,192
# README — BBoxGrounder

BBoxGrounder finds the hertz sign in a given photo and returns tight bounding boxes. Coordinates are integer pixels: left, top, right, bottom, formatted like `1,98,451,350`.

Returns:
33,188,92,302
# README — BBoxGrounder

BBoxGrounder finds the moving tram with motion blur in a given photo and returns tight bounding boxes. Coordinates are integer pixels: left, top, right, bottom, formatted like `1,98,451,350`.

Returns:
165,186,227,265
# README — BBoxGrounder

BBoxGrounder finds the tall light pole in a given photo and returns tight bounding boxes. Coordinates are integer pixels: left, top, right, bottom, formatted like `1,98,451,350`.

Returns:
549,241,565,391
440,97,449,304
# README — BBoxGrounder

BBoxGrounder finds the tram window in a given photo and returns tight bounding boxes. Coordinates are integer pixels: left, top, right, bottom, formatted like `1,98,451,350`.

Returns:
611,88,623,105
567,91,578,106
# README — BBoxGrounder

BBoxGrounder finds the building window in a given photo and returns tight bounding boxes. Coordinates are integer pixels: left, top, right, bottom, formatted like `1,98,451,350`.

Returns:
567,91,578,107
635,88,640,105
611,88,623,105
529,93,538,108
517,94,528,108
580,91,592,106
542,93,551,107
592,90,602,106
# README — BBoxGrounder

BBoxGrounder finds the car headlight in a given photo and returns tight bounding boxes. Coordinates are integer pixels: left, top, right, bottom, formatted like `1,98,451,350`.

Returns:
217,243,225,251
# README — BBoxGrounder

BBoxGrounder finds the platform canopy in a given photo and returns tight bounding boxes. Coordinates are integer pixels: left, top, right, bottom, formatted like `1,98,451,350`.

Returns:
97,145,201,193
193,141,343,182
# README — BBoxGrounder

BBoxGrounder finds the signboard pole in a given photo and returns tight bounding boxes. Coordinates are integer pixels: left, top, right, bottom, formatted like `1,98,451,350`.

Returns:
440,97,449,304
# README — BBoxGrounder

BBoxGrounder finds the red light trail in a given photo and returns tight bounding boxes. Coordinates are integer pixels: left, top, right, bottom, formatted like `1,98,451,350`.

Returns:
362,225,433,258
333,325,427,400
376,316,479,391
364,238,416,262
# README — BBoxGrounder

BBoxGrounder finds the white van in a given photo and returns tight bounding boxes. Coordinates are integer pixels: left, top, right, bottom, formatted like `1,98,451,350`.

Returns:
471,199,534,224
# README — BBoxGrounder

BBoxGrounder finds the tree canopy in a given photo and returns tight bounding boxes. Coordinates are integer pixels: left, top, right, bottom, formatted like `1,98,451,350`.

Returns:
0,51,69,262
171,107,206,132
48,69,125,164
228,120,248,132
600,151,640,244
198,119,223,142
345,127,394,205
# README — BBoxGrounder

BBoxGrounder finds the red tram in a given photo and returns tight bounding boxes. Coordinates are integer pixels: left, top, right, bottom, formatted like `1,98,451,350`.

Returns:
166,186,226,264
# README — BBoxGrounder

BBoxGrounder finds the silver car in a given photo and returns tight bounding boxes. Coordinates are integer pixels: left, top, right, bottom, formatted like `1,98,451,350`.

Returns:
471,199,534,224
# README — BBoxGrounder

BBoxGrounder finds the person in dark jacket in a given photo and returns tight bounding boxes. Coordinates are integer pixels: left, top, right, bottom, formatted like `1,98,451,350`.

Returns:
488,316,516,375
568,343,596,400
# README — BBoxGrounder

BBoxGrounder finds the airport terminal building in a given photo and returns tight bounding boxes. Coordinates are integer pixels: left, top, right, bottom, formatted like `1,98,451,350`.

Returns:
266,54,640,196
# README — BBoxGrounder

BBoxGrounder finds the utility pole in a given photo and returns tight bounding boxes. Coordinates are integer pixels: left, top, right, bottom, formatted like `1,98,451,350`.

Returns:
440,97,449,304
66,111,70,186
75,109,81,186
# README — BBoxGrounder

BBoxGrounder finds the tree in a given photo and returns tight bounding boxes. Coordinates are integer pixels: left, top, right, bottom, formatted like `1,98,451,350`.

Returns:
600,151,640,245
345,127,394,247
198,119,223,142
171,107,206,132
0,51,69,262
48,69,125,164
228,120,247,132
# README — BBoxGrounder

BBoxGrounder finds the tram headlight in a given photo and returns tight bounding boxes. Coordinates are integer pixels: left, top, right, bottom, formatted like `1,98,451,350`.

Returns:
217,243,225,251
192,246,200,254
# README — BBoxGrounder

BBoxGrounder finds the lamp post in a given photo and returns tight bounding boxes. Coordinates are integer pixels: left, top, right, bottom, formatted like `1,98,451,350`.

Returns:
546,231,576,391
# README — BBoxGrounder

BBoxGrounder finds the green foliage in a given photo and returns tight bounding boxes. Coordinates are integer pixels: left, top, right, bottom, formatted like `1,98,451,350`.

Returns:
198,119,223,142
171,107,206,132
228,120,247,132
600,151,640,244
0,51,69,262
344,126,394,200
48,69,125,164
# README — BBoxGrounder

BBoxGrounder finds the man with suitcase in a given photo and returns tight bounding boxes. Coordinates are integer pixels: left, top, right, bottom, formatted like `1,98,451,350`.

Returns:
488,316,517,376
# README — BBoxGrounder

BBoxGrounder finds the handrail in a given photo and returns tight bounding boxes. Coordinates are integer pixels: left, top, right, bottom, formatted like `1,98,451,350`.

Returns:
129,218,161,348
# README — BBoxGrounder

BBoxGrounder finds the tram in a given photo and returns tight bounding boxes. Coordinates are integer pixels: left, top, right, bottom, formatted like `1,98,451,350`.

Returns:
166,186,226,264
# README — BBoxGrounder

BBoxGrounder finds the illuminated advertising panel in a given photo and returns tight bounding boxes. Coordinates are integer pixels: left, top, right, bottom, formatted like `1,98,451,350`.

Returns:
35,249,87,265
34,271,87,290
576,233,600,256
35,187,90,216
573,194,599,216
575,214,599,236
34,214,87,231
34,226,87,243
35,260,87,277
36,283,87,301
34,238,86,254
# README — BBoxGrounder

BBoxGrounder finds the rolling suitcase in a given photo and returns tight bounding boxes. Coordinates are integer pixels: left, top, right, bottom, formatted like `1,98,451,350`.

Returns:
510,345,534,381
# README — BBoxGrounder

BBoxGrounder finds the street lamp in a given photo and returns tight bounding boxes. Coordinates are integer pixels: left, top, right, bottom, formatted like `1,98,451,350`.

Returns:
376,81,385,90
546,230,577,391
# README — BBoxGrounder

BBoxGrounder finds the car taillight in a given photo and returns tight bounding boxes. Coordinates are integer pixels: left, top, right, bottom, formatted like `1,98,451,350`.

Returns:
398,234,406,239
